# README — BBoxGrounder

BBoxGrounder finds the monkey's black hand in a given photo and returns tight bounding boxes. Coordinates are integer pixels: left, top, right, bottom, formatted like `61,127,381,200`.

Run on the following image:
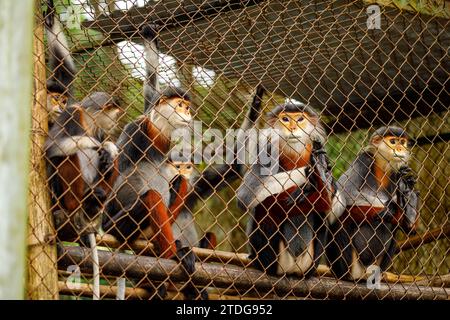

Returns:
174,240,208,300
248,85,265,123
397,166,416,190
312,140,326,154
98,148,114,174
311,140,331,171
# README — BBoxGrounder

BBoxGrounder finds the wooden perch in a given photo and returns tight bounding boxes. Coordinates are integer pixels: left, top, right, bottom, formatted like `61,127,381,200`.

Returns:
397,224,450,251
58,281,256,300
96,233,440,284
96,234,250,266
58,281,152,300
58,245,449,300
417,274,450,288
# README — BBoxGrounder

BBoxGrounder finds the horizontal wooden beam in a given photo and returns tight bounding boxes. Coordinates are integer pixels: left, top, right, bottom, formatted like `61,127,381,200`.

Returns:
96,234,250,266
58,245,449,300
58,280,257,300
82,0,268,38
96,222,450,270
58,281,152,300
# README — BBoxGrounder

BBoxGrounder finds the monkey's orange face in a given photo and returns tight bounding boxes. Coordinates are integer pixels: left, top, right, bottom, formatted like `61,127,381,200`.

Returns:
273,112,316,150
156,97,192,128
171,97,191,117
276,112,313,134
47,92,68,119
167,161,194,179
373,135,411,170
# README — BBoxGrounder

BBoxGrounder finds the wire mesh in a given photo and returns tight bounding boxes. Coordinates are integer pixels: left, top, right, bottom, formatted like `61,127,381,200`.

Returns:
28,0,449,300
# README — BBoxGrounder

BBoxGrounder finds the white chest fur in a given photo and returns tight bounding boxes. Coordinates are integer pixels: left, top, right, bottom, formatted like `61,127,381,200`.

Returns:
77,149,99,186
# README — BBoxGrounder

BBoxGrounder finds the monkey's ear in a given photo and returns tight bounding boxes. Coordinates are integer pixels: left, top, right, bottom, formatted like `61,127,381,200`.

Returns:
158,95,169,106
371,135,383,145
103,103,119,111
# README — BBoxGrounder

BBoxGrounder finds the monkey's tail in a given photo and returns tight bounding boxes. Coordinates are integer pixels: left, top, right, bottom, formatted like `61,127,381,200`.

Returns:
236,85,265,176
141,24,160,112
44,0,76,99
116,248,126,300
240,85,265,131
87,233,100,300
116,276,126,300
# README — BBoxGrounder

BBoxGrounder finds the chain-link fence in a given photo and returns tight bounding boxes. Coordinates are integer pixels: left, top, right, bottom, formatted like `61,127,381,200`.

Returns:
27,0,449,300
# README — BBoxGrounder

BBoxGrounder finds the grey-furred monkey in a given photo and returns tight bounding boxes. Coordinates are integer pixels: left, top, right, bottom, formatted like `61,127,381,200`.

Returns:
102,25,203,299
237,103,345,277
169,85,267,249
45,96,121,299
326,126,419,281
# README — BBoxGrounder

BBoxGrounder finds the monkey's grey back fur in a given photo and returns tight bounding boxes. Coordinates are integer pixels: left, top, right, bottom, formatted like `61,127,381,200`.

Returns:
81,92,118,111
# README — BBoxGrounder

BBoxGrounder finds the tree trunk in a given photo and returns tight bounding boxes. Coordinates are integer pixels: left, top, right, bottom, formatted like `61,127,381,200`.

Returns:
0,0,34,299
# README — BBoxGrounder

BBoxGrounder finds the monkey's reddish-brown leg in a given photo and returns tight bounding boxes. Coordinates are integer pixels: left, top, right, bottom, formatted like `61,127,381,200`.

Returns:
145,190,177,259
57,155,84,212
169,178,189,224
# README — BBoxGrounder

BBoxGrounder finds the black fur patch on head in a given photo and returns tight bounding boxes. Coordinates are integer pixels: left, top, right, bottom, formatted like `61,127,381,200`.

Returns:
47,81,66,95
267,103,319,119
80,92,119,111
147,87,191,111
159,87,191,102
169,153,193,164
370,126,409,140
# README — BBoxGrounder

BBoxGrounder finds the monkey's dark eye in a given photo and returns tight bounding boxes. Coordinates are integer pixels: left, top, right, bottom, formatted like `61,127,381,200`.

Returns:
187,165,192,169
176,165,181,169
297,116,304,122
389,138,396,144
282,117,289,122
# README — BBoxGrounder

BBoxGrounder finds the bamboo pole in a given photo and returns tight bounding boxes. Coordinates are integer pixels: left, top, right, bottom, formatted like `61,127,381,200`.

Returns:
58,281,152,300
96,234,250,266
58,281,256,300
26,1,59,300
58,246,449,300
0,0,34,300
397,224,450,251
